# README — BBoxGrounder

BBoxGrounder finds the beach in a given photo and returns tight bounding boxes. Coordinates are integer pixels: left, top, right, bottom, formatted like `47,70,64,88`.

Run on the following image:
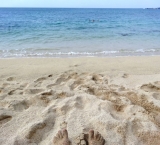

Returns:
0,56,160,145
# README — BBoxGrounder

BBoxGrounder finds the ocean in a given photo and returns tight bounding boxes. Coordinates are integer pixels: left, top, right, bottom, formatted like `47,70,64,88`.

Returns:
0,8,160,57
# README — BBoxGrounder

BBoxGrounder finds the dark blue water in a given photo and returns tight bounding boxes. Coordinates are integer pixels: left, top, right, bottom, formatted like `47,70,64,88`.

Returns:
0,8,160,57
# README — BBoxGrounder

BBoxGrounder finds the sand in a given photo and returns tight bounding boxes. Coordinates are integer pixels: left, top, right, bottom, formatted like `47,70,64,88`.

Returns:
0,56,160,145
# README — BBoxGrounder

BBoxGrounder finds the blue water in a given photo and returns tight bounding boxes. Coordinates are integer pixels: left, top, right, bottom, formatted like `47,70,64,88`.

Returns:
0,8,160,57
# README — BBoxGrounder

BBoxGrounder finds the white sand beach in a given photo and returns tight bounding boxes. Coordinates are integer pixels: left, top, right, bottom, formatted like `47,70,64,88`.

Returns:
0,56,160,145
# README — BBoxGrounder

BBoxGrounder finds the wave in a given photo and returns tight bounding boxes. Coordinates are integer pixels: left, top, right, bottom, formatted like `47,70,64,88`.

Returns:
0,49,160,58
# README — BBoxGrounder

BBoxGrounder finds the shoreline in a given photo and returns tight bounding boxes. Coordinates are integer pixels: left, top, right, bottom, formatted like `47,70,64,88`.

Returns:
1,53,160,59
0,54,160,60
1,54,160,58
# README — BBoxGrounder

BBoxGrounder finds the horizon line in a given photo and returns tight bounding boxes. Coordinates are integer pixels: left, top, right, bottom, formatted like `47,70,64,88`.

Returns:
0,7,148,9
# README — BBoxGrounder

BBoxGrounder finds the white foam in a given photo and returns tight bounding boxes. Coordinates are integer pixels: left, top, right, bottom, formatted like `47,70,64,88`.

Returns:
0,49,160,58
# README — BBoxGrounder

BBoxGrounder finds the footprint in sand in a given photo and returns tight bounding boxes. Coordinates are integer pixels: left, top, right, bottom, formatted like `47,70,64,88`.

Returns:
55,91,74,99
39,90,54,104
28,90,56,107
141,83,160,92
6,77,15,81
33,77,47,87
4,82,28,96
25,122,46,140
70,79,84,90
19,83,28,89
152,93,160,100
47,72,79,88
7,100,29,111
24,89,44,95
34,77,47,83
2,83,10,88
46,84,55,89
70,64,80,68
41,90,53,96
155,81,160,85
8,88,25,95
8,89,16,95
0,111,12,127
91,74,103,82
54,77,68,85
122,73,129,78
48,74,53,77
23,114,55,144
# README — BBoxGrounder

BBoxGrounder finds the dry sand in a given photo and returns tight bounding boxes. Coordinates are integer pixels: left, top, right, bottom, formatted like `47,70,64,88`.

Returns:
0,56,160,145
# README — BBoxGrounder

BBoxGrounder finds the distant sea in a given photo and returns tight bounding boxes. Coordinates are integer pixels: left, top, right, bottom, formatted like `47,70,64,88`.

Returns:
0,8,160,57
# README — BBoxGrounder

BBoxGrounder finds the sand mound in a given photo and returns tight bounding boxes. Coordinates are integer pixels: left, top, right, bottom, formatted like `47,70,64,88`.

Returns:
0,71,160,145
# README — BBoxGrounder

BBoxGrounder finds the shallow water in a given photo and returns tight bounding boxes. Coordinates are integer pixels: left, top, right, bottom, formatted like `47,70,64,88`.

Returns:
0,8,160,57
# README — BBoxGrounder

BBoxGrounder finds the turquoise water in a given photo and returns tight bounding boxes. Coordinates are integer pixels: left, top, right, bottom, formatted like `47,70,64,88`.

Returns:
0,8,160,57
